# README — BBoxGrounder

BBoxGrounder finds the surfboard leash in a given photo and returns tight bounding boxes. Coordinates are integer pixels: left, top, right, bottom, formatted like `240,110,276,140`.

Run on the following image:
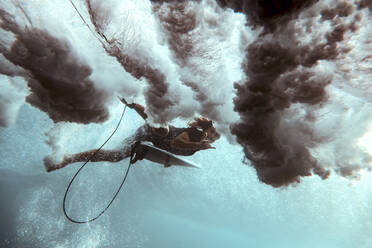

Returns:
63,105,136,224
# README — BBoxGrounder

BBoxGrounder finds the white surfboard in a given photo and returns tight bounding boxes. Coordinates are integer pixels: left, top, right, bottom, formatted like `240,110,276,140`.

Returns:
132,142,201,168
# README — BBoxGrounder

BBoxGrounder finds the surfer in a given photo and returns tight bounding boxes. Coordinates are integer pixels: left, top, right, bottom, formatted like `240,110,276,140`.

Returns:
44,98,220,172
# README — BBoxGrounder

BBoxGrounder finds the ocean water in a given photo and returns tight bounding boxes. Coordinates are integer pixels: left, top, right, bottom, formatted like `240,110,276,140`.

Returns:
0,104,371,248
1,0,372,247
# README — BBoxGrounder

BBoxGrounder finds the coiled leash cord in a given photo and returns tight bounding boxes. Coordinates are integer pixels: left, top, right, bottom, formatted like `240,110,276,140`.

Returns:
63,105,134,224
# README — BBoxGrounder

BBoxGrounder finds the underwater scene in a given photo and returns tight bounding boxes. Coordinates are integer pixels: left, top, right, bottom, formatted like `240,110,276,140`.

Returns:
0,1,372,247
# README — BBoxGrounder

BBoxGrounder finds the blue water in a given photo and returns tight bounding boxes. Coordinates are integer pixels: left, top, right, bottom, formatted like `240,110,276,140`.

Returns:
0,104,371,248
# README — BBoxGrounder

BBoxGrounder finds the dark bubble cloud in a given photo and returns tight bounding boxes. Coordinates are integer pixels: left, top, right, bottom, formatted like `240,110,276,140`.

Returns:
0,10,109,124
227,0,360,186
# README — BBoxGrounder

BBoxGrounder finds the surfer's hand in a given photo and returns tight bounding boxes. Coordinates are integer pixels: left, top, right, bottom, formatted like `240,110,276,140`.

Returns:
205,145,216,150
200,140,215,150
118,96,128,105
118,97,135,109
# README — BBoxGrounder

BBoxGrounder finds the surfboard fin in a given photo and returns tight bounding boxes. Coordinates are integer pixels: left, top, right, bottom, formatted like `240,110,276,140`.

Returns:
164,155,171,168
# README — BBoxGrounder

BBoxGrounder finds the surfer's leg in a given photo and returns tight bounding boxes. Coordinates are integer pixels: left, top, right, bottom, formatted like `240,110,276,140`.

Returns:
121,124,152,145
44,124,152,172
44,148,131,172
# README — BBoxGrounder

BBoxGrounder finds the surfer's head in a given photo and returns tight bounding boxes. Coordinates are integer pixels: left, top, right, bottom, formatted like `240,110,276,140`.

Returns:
205,126,220,143
188,117,212,131
188,117,220,143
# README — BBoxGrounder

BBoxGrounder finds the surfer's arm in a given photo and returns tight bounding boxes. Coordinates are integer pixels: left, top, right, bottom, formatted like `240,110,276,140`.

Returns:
171,132,215,150
130,103,148,120
119,97,148,120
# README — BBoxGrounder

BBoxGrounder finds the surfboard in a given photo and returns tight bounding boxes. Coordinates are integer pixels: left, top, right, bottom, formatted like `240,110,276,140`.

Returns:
132,142,201,168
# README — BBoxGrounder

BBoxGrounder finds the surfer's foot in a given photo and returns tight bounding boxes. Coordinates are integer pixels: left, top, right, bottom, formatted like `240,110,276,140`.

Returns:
44,156,56,172
43,156,64,172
